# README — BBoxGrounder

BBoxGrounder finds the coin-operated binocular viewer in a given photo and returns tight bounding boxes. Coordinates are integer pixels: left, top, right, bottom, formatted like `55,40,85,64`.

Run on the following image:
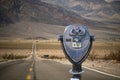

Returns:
58,24,94,80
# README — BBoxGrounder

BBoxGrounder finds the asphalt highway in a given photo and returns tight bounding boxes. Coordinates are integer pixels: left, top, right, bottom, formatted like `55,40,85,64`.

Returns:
0,56,120,80
0,59,33,80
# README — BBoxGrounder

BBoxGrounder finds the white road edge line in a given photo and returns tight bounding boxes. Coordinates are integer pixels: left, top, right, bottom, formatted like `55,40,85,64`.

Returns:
55,60,120,79
83,66,120,79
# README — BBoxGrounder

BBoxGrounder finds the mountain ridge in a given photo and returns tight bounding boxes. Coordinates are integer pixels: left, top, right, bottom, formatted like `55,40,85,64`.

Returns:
0,0,120,41
0,0,86,26
41,0,120,23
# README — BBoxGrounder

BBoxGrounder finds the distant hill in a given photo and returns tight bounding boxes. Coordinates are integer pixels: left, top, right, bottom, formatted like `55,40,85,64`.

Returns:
40,0,120,41
41,0,120,23
0,0,85,26
0,0,120,41
0,21,65,40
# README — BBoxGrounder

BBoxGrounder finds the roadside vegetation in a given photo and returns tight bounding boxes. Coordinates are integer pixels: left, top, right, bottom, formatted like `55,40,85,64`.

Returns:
1,53,28,60
87,41,120,62
36,40,120,62
0,49,31,61
0,40,32,61
103,50,120,61
0,40,120,62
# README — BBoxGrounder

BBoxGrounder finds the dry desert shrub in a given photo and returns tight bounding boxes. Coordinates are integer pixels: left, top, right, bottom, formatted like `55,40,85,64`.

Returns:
88,51,97,61
36,40,120,62
104,50,120,61
0,49,31,60
88,41,120,62
37,49,65,59
0,40,119,61
88,49,120,62
2,53,27,59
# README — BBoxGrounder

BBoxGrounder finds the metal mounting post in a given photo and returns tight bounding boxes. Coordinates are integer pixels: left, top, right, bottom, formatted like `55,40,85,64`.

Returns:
70,65,84,80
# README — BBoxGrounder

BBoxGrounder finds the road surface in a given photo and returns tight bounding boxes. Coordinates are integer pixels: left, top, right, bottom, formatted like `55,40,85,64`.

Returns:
0,56,120,80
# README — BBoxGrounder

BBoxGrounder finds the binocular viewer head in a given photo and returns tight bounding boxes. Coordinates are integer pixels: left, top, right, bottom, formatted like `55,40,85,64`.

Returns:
58,24,94,65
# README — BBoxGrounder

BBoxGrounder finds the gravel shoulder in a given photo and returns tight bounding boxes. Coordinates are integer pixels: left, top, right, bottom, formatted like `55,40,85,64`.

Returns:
48,58,120,77
82,60,120,77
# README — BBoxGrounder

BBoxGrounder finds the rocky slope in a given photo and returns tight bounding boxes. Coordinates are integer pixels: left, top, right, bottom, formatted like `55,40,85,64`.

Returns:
0,0,85,26
41,0,120,23
0,0,120,40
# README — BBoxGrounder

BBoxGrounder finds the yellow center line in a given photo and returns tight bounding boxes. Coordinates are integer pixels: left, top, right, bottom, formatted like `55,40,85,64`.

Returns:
26,75,31,80
26,61,34,80
29,68,33,72
31,61,34,67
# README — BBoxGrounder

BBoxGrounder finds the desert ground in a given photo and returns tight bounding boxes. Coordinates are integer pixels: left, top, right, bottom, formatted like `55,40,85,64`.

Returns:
0,39,120,77
0,39,120,61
